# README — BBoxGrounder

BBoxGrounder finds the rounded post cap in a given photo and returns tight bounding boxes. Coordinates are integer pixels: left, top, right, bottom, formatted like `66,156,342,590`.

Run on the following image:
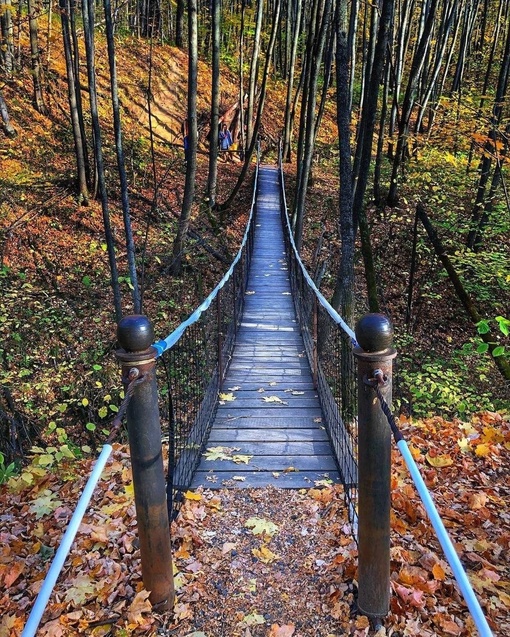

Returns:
117,315,155,352
355,313,394,352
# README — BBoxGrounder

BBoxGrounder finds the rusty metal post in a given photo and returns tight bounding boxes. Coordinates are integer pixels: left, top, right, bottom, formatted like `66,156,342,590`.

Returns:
116,315,175,611
354,313,396,620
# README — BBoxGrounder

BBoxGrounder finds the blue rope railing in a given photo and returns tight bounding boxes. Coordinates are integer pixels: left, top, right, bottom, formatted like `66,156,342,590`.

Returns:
154,145,261,518
277,149,493,636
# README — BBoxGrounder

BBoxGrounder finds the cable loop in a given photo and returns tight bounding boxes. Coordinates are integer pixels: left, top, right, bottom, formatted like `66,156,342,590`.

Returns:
106,371,152,444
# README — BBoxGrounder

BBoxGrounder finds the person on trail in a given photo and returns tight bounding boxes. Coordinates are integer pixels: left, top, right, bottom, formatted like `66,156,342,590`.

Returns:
182,117,189,163
219,123,233,161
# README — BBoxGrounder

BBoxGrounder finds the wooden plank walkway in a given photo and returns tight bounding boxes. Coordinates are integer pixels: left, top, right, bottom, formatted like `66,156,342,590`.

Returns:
191,166,340,489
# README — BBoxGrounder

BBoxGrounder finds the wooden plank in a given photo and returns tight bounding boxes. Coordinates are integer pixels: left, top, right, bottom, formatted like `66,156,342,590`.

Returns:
214,418,325,430
216,407,321,418
190,470,339,489
202,441,333,456
198,454,338,472
208,428,330,442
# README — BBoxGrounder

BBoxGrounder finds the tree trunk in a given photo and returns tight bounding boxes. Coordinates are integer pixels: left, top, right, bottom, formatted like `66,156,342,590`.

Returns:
170,0,198,275
387,0,438,207
27,0,47,114
331,0,354,328
59,0,89,204
175,0,184,47
217,0,281,212
104,0,142,312
0,0,14,75
206,0,220,208
246,0,264,148
417,203,510,381
293,0,333,253
282,0,302,162
82,0,123,321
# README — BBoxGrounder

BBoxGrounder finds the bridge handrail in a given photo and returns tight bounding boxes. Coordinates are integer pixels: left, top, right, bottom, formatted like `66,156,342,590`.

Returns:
277,146,493,634
277,155,358,347
153,144,261,357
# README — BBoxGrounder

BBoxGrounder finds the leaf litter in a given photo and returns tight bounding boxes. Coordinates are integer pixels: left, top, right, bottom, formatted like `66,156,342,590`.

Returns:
0,413,508,635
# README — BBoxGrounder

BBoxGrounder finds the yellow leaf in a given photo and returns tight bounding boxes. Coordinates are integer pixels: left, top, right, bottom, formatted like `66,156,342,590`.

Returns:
252,545,280,564
262,395,287,404
232,454,252,464
184,490,201,501
457,437,471,453
219,392,236,402
245,517,279,536
425,453,453,467
475,443,491,457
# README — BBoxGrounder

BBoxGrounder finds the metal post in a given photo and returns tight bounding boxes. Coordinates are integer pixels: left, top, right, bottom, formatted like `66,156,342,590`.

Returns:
354,313,396,620
116,315,175,611
312,294,318,388
217,294,224,383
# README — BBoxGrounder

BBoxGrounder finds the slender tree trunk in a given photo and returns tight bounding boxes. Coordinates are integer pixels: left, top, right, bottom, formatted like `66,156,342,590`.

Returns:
467,16,510,249
294,0,333,253
170,0,198,274
352,0,394,312
82,0,122,321
60,0,89,204
347,0,359,113
176,0,184,47
417,203,510,381
387,0,438,207
0,0,14,75
104,0,142,312
27,0,47,114
282,0,302,162
246,0,264,148
218,0,281,212
206,0,220,208
331,0,354,325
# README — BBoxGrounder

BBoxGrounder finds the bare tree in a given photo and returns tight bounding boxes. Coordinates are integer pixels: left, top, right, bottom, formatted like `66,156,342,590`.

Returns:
170,0,198,275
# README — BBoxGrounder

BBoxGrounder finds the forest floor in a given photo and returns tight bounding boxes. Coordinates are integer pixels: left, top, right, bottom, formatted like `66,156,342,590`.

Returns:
0,411,509,636
1,27,509,637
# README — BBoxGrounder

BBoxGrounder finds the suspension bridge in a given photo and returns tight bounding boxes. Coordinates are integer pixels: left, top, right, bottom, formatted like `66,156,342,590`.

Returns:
191,166,340,489
21,154,494,637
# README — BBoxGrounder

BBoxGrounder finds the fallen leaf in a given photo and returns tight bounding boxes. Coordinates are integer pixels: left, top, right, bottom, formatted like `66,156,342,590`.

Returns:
475,443,491,457
245,517,279,537
222,542,237,554
468,492,488,510
252,545,280,563
232,454,252,464
425,453,453,467
3,561,24,588
262,396,288,404
242,613,265,626
219,392,236,402
184,490,202,501
269,624,295,636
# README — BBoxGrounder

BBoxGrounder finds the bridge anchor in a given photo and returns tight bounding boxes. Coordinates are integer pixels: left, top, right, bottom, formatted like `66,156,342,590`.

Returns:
354,313,397,619
116,314,175,611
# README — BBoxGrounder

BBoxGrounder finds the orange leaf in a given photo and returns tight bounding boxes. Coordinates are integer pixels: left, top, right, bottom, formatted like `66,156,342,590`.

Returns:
269,624,296,637
4,561,24,588
432,562,446,580
468,492,488,510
